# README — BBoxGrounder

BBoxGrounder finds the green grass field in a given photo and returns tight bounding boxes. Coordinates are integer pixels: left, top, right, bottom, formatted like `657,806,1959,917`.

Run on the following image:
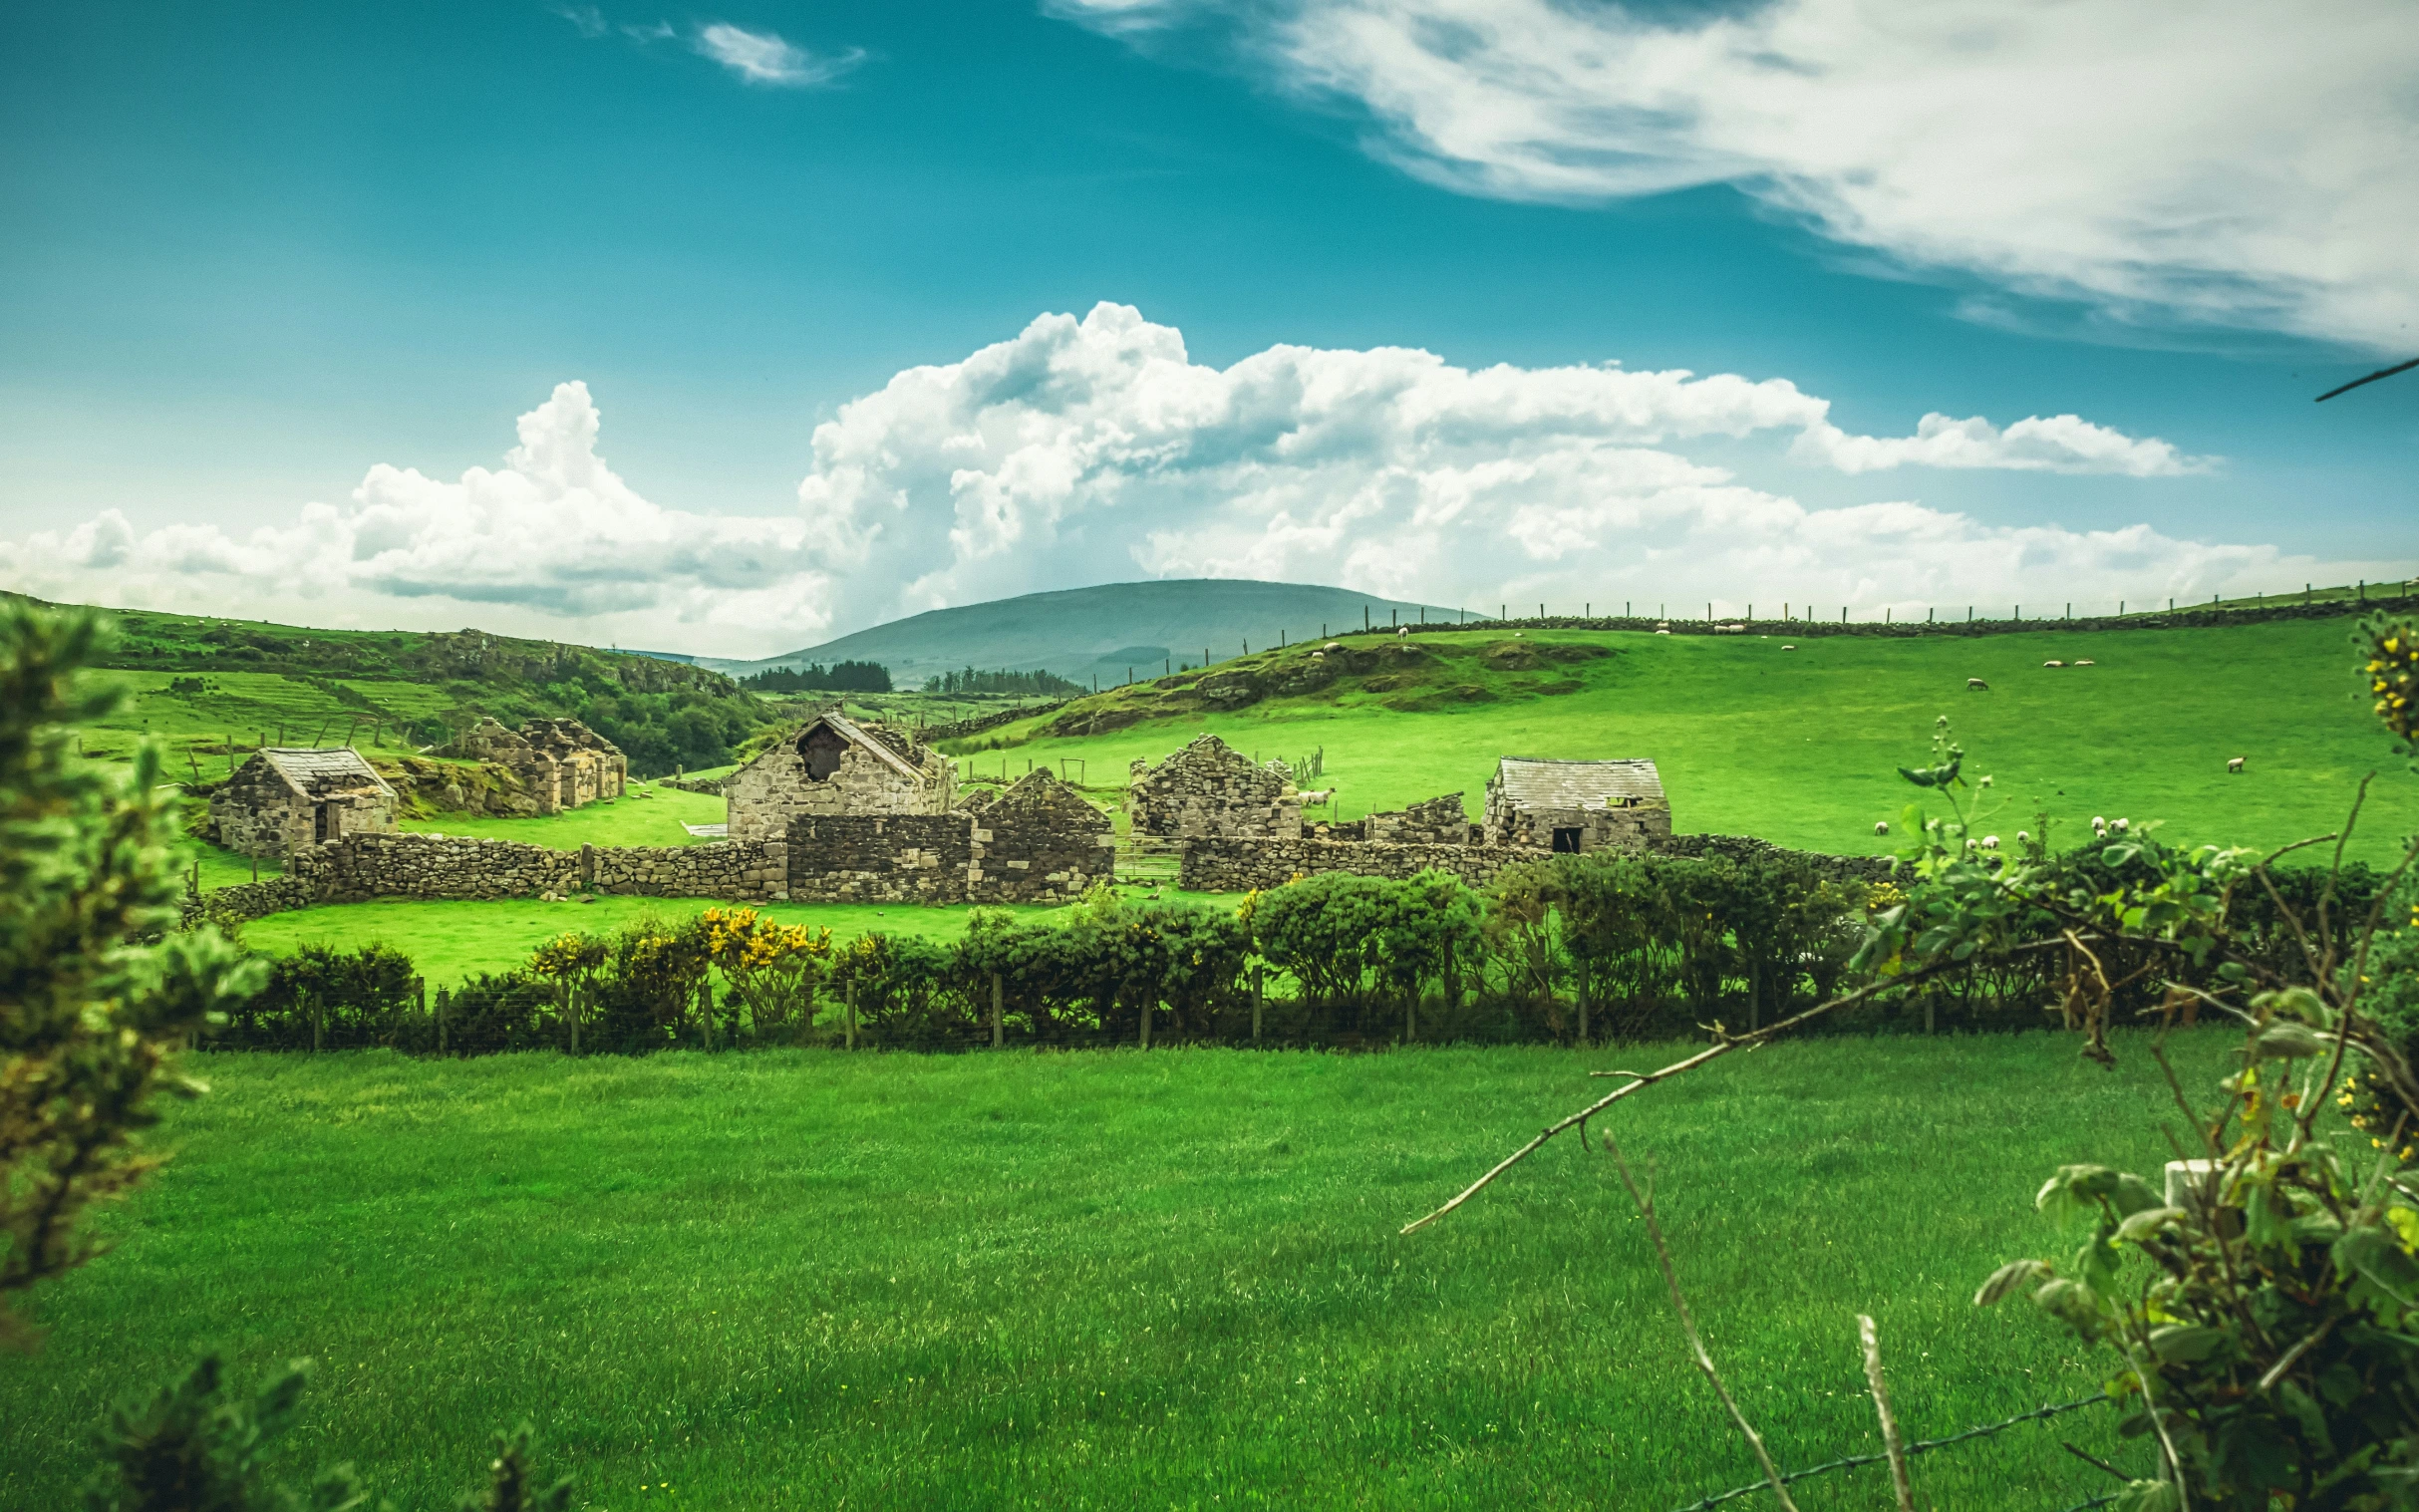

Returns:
3,1032,2226,1510
968,616,2419,863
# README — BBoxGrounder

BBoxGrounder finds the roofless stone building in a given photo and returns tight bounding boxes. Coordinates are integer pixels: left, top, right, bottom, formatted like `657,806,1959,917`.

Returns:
209,748,398,857
1126,733,1302,841
1483,757,1670,853
448,716,625,814
725,711,958,843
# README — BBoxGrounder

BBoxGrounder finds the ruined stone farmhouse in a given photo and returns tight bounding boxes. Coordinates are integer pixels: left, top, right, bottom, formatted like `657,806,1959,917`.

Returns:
725,711,958,843
1483,757,1670,853
1126,733,1301,840
447,716,626,814
210,748,398,857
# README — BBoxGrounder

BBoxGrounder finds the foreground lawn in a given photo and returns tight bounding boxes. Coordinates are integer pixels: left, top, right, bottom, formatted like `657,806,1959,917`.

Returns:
5,1033,2228,1509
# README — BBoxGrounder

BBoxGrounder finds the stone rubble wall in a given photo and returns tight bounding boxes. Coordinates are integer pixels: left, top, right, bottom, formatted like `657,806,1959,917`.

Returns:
785,813,973,903
1493,802,1673,853
293,832,581,902
967,771,1114,905
727,734,956,842
1645,831,1895,883
1178,836,1548,892
1127,733,1302,840
1363,792,1476,846
587,840,787,902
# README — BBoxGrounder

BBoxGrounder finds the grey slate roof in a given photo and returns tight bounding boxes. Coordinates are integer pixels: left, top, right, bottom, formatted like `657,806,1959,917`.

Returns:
1491,756,1664,810
259,748,395,798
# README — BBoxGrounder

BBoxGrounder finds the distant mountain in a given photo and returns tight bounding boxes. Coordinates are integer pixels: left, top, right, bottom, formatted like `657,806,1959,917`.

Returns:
699,579,1467,688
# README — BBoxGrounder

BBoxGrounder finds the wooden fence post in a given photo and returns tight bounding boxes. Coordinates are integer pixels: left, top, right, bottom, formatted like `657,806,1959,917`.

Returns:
1577,960,1589,1047
846,983,857,1051
310,992,321,1055
437,986,448,1056
567,984,579,1057
1925,996,1936,1036
1251,965,1264,1044
1137,989,1150,1050
413,976,426,1051
990,973,1004,1049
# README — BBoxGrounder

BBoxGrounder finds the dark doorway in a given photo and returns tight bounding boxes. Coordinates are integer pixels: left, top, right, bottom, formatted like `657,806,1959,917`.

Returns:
1551,826,1583,853
798,724,849,781
313,802,331,843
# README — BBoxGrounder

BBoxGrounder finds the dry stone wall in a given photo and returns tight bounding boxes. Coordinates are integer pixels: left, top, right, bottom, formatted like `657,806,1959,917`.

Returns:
294,833,581,902
1179,836,1546,892
1645,832,1894,883
785,813,972,903
966,771,1113,905
1127,733,1301,839
587,840,787,901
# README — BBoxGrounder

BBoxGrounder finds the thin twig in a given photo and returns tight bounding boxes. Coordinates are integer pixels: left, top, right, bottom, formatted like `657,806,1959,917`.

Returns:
1402,959,1964,1234
2315,356,2419,402
1608,1133,1800,1512
1859,1315,1914,1512
2255,1318,2337,1392
1668,1394,2109,1511
2061,1441,2130,1482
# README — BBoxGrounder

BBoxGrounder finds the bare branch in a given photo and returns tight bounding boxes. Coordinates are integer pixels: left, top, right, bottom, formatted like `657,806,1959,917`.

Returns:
1859,1315,1915,1512
2315,356,2419,403
2061,1441,2130,1482
1608,1133,1800,1512
1400,961,1960,1234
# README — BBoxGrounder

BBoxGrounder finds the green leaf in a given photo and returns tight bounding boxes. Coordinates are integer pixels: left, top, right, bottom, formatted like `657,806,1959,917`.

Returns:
2337,1227,2419,1308
2103,844,2141,867
2148,1324,2229,1364
2114,1206,2187,1244
2252,1022,2329,1059
1974,1259,2053,1307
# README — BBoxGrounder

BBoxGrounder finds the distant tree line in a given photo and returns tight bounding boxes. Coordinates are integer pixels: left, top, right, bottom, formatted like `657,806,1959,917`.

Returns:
742,660,893,694
921,666,1084,697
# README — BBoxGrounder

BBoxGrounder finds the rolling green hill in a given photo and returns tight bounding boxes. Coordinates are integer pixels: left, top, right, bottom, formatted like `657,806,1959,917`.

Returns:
6,591,767,776
946,613,2419,864
701,578,1462,687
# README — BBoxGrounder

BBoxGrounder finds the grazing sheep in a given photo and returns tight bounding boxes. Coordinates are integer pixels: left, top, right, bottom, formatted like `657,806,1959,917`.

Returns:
1300,788,1335,805
2092,815,2107,829
1875,820,1890,835
2227,756,2246,773
1781,643,1796,650
1396,626,1409,637
2044,660,2065,668
2074,659,2095,667
2114,817,2131,832
1325,642,1344,652
1979,775,1993,787
1982,835,2000,849
2016,830,2030,843
1967,677,1989,690
1655,629,1670,636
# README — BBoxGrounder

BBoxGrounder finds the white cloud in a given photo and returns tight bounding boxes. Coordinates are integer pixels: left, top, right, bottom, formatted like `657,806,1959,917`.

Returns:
0,384,838,655
693,23,863,87
1055,0,2419,353
789,303,2363,628
2,307,2388,656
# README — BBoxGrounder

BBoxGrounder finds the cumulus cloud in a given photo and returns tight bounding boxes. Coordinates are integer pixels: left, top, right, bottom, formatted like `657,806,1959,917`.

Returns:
1,307,2386,655
0,383,838,654
1054,0,2419,352
693,22,863,87
789,303,2361,629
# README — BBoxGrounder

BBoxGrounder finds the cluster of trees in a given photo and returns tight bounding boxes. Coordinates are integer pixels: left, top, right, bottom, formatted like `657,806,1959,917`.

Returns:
920,666,1084,697
741,660,893,694
535,681,758,775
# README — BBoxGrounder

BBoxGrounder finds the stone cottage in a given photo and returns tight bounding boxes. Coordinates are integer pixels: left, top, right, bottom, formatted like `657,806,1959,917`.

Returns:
446,716,625,814
1126,733,1302,841
964,769,1115,904
210,748,398,858
726,711,958,843
1483,757,1670,853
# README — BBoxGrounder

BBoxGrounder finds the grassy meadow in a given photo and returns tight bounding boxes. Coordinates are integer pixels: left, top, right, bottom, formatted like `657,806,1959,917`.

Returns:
3,1032,2228,1510
964,615,2419,863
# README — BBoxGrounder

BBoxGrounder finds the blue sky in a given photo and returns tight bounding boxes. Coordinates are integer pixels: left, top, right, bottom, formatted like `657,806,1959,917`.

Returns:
1,0,2412,655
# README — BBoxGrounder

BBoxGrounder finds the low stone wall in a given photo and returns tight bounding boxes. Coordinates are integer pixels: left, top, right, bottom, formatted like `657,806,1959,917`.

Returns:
657,775,727,796
786,813,971,903
589,840,786,902
295,832,580,902
183,874,316,925
1179,836,1547,892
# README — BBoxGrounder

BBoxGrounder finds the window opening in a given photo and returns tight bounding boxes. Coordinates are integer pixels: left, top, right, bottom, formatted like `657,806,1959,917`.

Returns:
799,725,849,782
1551,826,1584,853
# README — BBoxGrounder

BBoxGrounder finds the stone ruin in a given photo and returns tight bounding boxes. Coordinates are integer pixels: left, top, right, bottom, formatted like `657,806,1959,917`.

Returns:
1314,792,1478,845
725,711,959,843
445,716,626,814
209,748,398,858
1483,757,1670,853
1126,733,1302,840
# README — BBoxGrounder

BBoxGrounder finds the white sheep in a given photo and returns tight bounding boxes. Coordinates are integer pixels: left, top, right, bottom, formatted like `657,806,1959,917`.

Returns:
2092,815,2107,829
1875,820,1890,835
1967,677,1989,690
1655,629,1670,636
2044,660,2064,668
2016,830,2030,843
1781,644,1797,651
1324,642,1344,652
2074,659,2095,667
1978,774,1993,787
1396,626,1409,637
2227,756,2245,773
1981,835,2000,849
2114,817,2130,832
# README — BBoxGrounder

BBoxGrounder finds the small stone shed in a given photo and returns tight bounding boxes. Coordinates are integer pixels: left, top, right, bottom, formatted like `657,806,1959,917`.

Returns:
726,711,958,843
1483,757,1670,854
447,716,626,814
210,748,398,857
1126,733,1302,841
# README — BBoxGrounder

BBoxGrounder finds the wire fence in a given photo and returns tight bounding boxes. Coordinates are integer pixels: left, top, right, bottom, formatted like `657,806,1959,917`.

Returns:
1668,1393,2115,1512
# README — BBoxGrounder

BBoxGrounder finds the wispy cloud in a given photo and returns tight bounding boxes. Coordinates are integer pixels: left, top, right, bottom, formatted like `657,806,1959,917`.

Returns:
693,22,864,87
1053,0,2419,355
553,4,610,40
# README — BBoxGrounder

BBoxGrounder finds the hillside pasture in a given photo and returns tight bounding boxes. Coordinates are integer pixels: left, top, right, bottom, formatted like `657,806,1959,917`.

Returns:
1,1033,2222,1510
966,616,2418,862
